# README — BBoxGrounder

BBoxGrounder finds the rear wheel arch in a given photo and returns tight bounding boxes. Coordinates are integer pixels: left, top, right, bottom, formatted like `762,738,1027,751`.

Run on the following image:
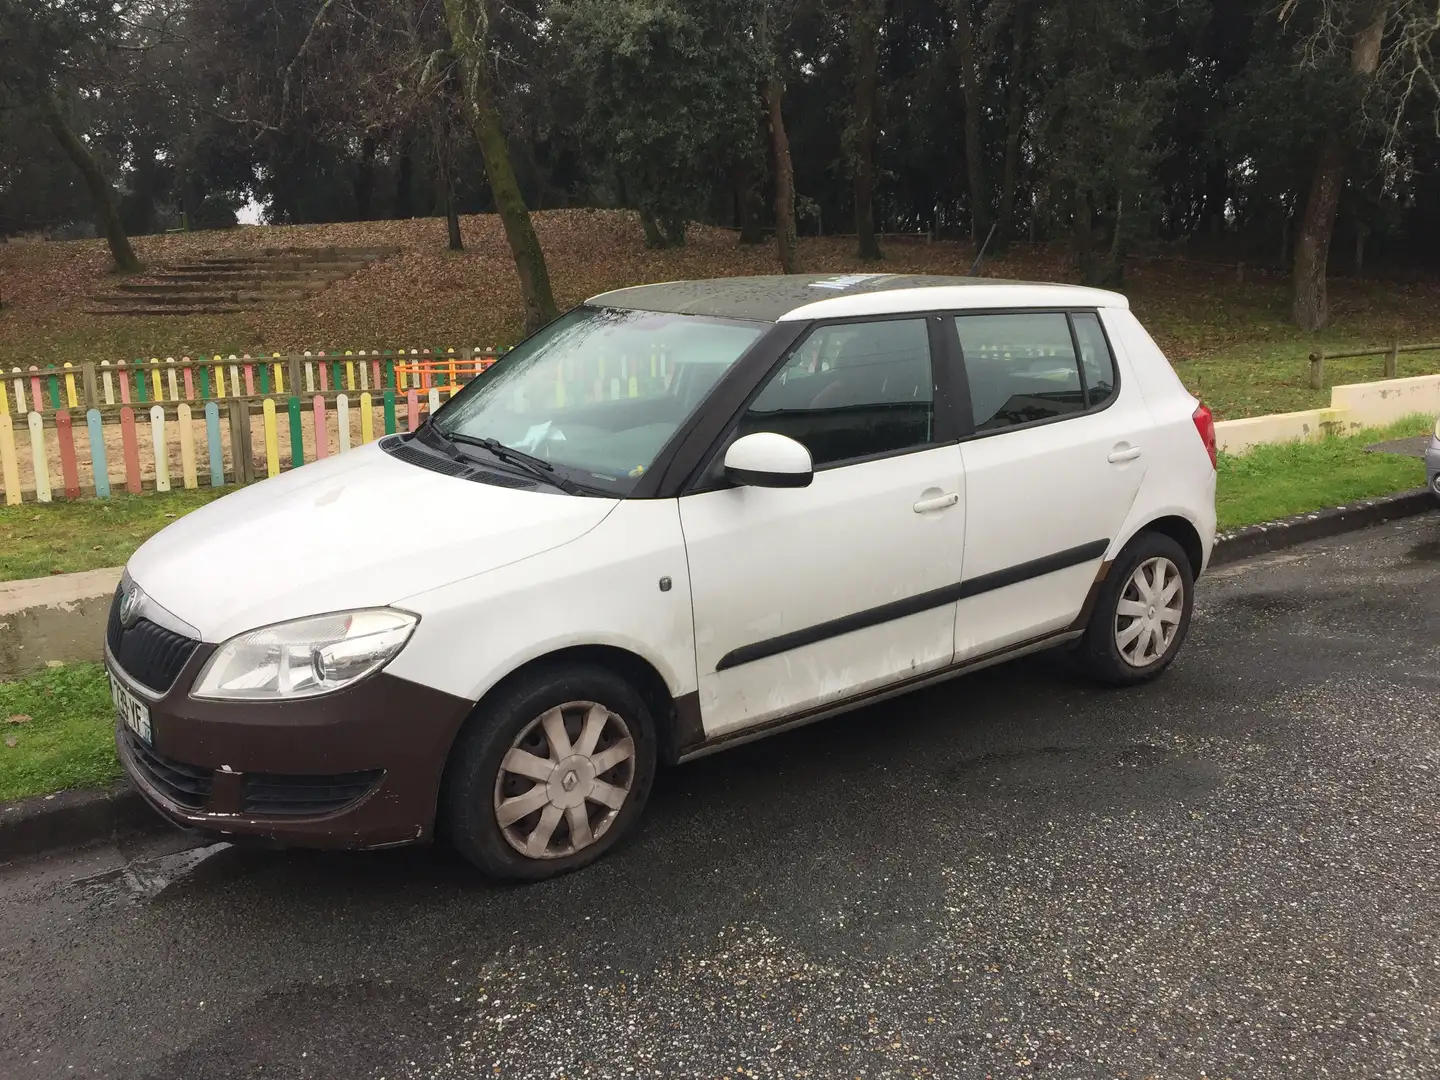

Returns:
1127,514,1205,578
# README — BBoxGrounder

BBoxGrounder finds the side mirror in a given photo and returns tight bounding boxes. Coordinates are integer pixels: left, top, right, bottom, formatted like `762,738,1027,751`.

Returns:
723,432,813,489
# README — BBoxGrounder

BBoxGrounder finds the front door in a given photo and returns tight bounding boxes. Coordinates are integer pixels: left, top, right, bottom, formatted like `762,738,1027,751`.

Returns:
949,310,1153,659
679,316,966,740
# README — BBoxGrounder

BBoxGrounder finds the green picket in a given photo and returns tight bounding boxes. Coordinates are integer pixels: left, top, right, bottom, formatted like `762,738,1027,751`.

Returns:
288,396,304,467
383,389,396,434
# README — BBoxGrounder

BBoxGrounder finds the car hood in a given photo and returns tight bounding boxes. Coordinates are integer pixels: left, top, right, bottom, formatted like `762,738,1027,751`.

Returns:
127,442,618,642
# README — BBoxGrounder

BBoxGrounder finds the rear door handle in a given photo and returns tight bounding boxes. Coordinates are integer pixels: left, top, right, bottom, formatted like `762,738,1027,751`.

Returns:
913,492,960,513
1108,445,1143,463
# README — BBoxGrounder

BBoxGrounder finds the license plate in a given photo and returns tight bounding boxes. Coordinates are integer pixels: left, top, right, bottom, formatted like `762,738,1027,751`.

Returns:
109,668,152,744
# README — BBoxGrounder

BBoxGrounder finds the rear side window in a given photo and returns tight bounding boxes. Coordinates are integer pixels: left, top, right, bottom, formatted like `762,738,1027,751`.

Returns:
737,318,935,467
1071,312,1117,409
953,312,1116,433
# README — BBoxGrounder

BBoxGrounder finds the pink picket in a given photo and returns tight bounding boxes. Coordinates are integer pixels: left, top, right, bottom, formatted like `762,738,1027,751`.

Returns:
313,396,329,459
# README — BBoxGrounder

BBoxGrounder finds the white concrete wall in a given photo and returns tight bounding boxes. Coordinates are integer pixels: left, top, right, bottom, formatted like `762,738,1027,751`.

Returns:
1215,373,1440,455
1330,373,1440,427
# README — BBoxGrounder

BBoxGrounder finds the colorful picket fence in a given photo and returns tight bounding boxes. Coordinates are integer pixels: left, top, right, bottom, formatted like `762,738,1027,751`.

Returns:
0,348,505,505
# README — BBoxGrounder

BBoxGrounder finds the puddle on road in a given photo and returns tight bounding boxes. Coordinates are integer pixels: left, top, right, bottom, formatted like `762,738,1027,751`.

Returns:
71,842,231,903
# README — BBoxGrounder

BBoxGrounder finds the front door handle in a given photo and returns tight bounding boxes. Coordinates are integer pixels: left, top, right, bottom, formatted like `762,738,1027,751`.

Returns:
913,492,960,513
1108,445,1143,463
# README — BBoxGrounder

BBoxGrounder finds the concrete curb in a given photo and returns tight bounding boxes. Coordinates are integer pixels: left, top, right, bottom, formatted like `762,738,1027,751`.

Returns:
1210,488,1436,567
0,782,164,863
2,489,1435,862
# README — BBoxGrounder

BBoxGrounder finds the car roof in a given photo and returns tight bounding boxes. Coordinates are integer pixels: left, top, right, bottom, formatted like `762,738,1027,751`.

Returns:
584,273,1128,323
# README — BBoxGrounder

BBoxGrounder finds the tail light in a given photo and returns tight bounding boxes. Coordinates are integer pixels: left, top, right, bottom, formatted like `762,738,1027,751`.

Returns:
1192,402,1217,469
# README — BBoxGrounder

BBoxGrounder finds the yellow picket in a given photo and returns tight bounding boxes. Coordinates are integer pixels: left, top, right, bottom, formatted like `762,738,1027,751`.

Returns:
262,398,280,477
150,357,163,401
100,360,116,405
178,403,197,489
63,362,78,408
214,356,226,398
273,353,284,394
304,351,316,392
150,405,171,492
166,357,179,401
28,412,50,503
359,391,374,443
0,413,20,505
345,351,357,391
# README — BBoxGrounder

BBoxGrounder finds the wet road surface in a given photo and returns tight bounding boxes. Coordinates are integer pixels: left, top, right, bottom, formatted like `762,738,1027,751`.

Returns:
3,514,1439,1079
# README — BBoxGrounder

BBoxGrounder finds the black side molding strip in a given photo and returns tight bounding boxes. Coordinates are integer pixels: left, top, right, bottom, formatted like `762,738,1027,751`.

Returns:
714,539,1109,672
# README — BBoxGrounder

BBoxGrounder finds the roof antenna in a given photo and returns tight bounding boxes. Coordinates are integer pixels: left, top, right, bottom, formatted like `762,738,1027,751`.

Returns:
968,223,998,277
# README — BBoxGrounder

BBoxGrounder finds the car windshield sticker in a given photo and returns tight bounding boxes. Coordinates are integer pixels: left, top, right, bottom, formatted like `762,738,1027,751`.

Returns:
807,273,895,290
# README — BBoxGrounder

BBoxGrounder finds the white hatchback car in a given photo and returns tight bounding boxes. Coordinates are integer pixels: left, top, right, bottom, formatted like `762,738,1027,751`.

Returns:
109,274,1217,880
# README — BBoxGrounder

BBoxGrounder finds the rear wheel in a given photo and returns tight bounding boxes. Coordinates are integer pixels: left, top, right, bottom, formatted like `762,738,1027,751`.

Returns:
443,665,657,881
1075,531,1194,686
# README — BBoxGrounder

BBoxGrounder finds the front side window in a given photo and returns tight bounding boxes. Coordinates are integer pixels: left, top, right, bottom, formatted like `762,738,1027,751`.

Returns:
435,307,764,493
954,313,1089,432
735,318,935,468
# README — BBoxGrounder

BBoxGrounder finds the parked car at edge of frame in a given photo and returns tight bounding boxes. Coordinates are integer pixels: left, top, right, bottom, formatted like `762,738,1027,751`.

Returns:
1427,415,1440,501
106,273,1219,881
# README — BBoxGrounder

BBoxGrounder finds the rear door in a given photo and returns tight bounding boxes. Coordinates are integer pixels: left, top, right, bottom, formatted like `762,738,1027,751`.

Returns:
950,310,1153,659
678,316,967,740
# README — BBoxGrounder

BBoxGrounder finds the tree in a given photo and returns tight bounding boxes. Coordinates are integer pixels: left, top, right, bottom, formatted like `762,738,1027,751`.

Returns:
0,0,142,271
1279,0,1438,330
443,0,558,331
759,1,799,273
555,0,759,248
849,0,885,260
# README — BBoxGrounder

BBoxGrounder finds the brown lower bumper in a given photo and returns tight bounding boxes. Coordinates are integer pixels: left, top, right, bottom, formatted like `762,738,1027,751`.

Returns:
113,646,475,850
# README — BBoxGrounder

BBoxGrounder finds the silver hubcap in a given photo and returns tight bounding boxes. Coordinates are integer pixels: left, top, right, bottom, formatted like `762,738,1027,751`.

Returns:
494,701,636,860
1114,556,1184,667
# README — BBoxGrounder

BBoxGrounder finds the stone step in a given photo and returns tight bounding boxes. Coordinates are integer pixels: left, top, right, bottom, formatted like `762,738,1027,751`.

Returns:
166,260,370,274
144,269,351,285
83,306,251,316
95,289,312,306
114,279,329,295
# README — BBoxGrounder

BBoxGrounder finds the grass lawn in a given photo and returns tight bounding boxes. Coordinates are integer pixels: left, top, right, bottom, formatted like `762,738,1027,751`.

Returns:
0,662,120,802
0,488,223,580
0,419,1434,802
1216,415,1434,530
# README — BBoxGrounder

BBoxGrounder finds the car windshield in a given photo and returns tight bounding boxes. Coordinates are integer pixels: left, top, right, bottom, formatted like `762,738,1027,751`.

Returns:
433,306,765,494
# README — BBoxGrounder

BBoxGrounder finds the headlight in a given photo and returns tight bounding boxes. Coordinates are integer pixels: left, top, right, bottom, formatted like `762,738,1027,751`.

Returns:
192,609,417,700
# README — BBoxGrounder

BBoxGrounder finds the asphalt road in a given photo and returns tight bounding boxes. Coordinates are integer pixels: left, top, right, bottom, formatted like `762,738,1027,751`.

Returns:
3,514,1440,1080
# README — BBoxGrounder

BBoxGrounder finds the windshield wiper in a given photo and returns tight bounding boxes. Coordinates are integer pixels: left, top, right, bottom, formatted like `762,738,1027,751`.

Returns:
440,431,582,495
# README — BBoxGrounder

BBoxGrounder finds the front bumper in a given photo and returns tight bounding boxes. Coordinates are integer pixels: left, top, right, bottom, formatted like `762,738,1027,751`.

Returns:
1426,435,1440,501
111,643,473,850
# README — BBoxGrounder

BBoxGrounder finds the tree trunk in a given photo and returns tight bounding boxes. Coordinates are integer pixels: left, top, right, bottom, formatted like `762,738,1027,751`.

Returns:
444,179,464,251
443,0,558,332
996,6,1028,246
395,132,415,219
1072,188,1097,284
955,1,987,243
355,135,378,221
639,209,666,248
39,92,141,273
734,159,765,244
851,0,883,261
1291,4,1387,331
765,75,798,274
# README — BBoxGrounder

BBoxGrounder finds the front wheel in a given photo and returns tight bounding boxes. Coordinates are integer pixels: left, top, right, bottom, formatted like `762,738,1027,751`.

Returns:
443,665,657,881
1075,531,1195,686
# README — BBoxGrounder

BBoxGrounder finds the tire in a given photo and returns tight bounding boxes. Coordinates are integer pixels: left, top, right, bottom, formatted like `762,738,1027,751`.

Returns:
1075,531,1195,687
442,664,657,882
